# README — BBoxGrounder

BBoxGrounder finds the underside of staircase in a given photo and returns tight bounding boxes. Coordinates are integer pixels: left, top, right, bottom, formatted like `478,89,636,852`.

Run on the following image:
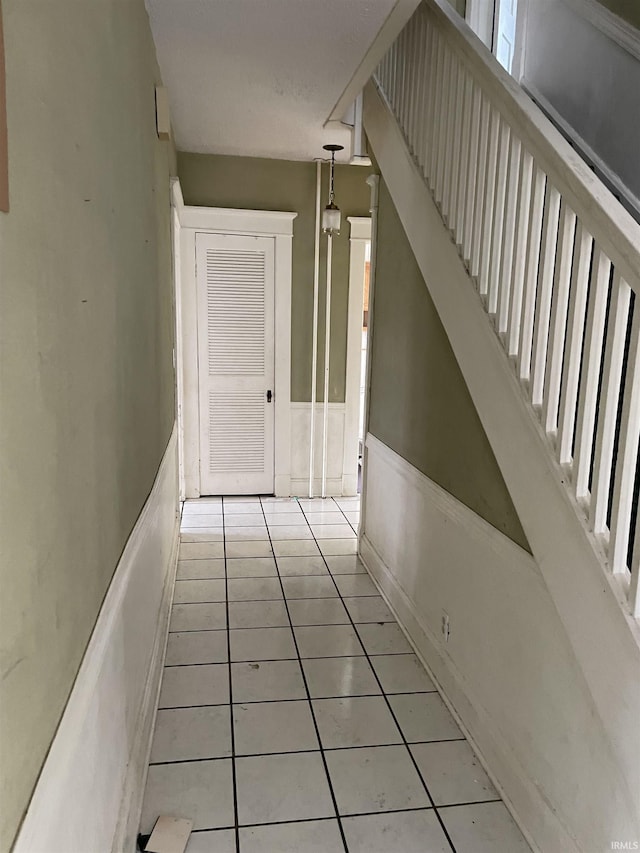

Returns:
358,2,640,850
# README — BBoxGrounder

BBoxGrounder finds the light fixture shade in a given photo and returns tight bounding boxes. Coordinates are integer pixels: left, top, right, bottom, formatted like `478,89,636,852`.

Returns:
322,204,341,235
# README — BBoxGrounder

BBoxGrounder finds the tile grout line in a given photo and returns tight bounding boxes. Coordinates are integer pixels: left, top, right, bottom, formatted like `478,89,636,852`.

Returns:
176,498,504,848
305,508,459,853
221,497,241,853
258,497,351,853
157,688,440,709
150,736,475,764
183,797,503,836
165,651,416,667
180,498,497,849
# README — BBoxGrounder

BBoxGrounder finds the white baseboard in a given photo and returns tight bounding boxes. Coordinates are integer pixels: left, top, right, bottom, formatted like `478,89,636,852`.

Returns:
14,426,180,853
360,433,640,852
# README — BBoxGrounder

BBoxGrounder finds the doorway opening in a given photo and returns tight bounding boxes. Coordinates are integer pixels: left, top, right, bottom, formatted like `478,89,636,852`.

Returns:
358,240,371,493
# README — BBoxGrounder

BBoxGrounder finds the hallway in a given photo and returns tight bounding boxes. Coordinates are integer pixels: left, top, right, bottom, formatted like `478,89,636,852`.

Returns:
139,496,531,852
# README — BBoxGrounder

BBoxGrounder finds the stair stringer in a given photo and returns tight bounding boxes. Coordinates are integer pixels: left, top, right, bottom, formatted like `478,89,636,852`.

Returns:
364,78,640,839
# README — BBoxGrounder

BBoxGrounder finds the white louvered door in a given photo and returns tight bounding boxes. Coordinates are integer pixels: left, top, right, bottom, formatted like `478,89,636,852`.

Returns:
196,232,275,494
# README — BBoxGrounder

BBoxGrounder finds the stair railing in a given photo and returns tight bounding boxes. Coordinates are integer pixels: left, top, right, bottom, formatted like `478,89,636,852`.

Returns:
373,0,640,616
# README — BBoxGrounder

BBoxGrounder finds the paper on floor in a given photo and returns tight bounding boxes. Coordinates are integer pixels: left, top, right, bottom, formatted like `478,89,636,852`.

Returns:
145,816,192,853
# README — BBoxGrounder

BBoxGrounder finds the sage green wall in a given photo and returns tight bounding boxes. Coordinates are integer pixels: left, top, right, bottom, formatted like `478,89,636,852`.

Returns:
178,153,372,402
0,2,175,849
368,182,529,550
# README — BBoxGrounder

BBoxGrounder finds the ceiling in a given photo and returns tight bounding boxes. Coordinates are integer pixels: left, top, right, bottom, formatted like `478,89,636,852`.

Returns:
145,0,401,162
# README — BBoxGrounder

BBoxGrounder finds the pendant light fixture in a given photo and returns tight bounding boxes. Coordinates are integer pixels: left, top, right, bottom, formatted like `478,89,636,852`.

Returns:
322,144,344,235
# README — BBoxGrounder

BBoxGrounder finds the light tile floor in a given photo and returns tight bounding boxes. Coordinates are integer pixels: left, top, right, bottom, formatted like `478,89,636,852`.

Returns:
140,495,531,853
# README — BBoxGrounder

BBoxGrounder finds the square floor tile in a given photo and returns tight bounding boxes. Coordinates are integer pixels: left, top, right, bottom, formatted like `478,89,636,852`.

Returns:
177,559,226,580
410,740,497,805
318,539,358,556
356,623,413,655
287,598,349,627
185,829,235,853
342,810,449,853
140,759,234,832
222,500,262,512
159,664,229,708
180,542,225,560
272,539,321,557
232,659,306,702
150,706,231,763
230,627,296,661
183,498,222,512
269,525,313,540
174,579,226,604
264,512,306,525
439,802,530,852
276,555,328,576
303,657,380,698
303,512,346,524
226,540,273,558
325,555,366,574
333,574,378,597
388,693,462,742
180,530,224,543
239,819,344,853
226,557,277,578
224,526,269,541
170,603,227,633
166,631,227,666
228,600,289,629
343,596,394,623
236,752,334,825
294,624,364,658
224,513,266,527
371,654,436,694
233,700,319,755
282,576,338,599
261,499,304,512
334,497,360,509
296,499,336,511
181,514,224,529
227,577,282,601
325,745,430,816
313,696,401,748
310,524,356,540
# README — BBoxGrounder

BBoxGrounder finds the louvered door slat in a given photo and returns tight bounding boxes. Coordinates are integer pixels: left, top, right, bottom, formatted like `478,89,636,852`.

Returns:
196,233,275,495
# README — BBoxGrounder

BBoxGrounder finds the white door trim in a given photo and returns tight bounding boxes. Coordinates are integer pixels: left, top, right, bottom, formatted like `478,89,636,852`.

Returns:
343,216,372,495
170,179,186,500
172,193,297,497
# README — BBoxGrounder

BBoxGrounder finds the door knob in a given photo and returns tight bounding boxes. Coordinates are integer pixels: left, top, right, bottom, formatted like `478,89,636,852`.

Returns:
266,390,273,403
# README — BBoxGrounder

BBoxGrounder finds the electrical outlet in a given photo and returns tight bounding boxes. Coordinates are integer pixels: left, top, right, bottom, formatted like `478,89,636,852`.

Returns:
442,612,450,642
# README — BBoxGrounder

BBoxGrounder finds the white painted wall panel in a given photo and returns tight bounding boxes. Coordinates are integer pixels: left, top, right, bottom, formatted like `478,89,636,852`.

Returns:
13,429,180,853
361,433,640,852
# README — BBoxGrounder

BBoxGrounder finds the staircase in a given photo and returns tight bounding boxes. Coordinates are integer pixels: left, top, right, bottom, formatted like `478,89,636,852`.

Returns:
360,0,640,849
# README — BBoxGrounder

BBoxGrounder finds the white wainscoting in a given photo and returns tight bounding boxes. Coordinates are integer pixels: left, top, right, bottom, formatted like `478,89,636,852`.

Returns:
289,402,356,496
13,427,180,853
360,433,640,853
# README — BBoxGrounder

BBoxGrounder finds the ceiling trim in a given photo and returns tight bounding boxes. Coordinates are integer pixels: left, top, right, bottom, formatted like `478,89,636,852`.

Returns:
326,0,422,123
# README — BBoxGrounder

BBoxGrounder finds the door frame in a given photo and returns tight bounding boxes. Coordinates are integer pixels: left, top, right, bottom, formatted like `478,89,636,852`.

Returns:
343,216,372,494
171,180,297,497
